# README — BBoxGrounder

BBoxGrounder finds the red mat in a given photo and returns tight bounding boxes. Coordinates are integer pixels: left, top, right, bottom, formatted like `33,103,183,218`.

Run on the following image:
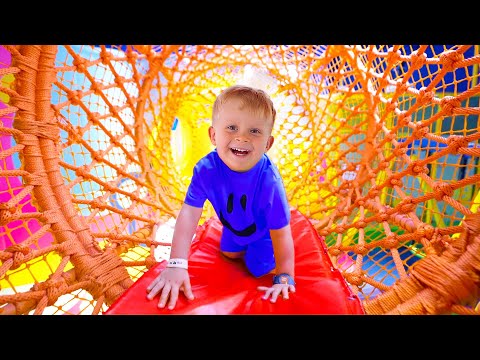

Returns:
105,209,365,315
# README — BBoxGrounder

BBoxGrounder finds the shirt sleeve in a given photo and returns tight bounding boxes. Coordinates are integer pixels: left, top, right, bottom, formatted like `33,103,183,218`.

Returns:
184,164,207,208
265,175,291,230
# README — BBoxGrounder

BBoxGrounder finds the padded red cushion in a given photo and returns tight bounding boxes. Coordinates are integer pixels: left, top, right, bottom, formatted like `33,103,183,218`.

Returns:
105,209,365,315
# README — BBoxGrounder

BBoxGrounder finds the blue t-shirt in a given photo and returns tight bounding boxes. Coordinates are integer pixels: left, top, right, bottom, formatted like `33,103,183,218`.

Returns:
185,149,291,246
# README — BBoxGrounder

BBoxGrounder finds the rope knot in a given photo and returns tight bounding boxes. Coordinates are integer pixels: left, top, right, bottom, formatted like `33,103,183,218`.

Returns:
133,71,142,83
413,125,430,139
398,112,411,126
397,196,416,214
383,234,398,249
67,90,83,106
6,244,30,255
114,76,125,87
92,152,105,162
440,50,463,72
345,272,364,286
126,48,139,61
378,161,389,170
73,57,86,73
353,244,368,255
0,208,20,226
335,206,349,216
368,185,380,198
394,146,407,156
378,211,389,222
433,181,454,201
75,165,89,178
410,51,427,69
110,233,122,241
416,224,435,239
390,178,403,187
90,199,102,209
395,79,409,94
90,82,103,96
45,278,68,305
339,189,349,196
446,135,469,153
11,250,27,269
100,50,113,65
328,246,341,256
430,232,449,253
417,87,435,106
318,229,329,236
385,132,396,141
385,99,397,114
355,220,367,229
409,160,429,175
440,96,462,116
387,49,402,64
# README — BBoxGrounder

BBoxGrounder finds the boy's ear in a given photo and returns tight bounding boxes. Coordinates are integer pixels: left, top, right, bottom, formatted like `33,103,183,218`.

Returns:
265,135,274,152
208,126,216,145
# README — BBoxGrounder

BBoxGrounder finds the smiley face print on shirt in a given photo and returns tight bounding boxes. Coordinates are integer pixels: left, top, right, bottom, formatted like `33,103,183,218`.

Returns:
219,193,257,237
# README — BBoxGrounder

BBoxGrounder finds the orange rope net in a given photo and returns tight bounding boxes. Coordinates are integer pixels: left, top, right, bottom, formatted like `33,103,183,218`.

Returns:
0,45,479,315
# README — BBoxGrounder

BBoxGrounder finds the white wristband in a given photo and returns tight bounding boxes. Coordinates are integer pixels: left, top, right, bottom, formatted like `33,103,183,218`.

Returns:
167,258,188,270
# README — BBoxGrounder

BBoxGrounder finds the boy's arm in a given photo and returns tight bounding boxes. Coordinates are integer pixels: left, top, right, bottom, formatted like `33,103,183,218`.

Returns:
257,224,295,303
270,224,295,278
146,203,202,309
169,203,203,259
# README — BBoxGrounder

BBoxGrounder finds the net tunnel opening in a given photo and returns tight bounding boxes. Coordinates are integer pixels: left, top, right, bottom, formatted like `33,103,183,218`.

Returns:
0,45,479,315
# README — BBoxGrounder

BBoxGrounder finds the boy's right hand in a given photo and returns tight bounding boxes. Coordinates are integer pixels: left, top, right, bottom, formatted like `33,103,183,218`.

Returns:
146,267,194,310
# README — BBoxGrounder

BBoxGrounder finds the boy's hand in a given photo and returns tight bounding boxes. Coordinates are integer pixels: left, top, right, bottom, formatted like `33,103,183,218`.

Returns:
146,267,194,310
257,283,296,303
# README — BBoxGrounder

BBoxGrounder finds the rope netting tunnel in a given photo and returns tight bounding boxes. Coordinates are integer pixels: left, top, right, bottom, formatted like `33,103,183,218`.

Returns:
0,45,479,315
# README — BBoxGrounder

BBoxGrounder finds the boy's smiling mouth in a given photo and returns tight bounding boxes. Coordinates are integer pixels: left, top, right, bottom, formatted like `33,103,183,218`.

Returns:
230,147,251,156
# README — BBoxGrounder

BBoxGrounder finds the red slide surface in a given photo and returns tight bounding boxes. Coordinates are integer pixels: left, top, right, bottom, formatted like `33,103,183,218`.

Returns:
106,209,365,315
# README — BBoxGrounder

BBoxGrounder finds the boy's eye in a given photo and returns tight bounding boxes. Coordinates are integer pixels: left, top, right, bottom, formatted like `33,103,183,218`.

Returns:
250,129,260,134
227,125,237,131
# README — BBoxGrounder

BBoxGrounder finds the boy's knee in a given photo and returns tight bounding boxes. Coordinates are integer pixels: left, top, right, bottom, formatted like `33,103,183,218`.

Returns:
247,264,275,278
221,250,245,259
245,256,276,278
243,242,275,278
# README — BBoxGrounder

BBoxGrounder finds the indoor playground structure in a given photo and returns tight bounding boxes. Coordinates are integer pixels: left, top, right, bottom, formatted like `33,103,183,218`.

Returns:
0,45,479,315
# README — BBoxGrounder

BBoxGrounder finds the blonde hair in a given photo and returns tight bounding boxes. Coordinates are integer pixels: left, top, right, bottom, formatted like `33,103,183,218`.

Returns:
212,85,276,125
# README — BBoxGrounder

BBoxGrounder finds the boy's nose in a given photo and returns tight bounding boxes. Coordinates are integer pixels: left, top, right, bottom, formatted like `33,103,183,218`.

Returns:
235,134,249,142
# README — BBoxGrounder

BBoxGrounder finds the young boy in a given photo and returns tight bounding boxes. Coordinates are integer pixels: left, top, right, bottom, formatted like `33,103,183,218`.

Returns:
146,84,295,310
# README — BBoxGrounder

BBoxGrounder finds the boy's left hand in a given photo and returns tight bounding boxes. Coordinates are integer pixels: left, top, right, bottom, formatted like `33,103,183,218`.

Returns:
257,284,296,303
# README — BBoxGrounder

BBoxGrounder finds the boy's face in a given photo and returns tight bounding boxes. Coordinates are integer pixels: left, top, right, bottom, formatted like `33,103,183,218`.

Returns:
209,98,274,172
